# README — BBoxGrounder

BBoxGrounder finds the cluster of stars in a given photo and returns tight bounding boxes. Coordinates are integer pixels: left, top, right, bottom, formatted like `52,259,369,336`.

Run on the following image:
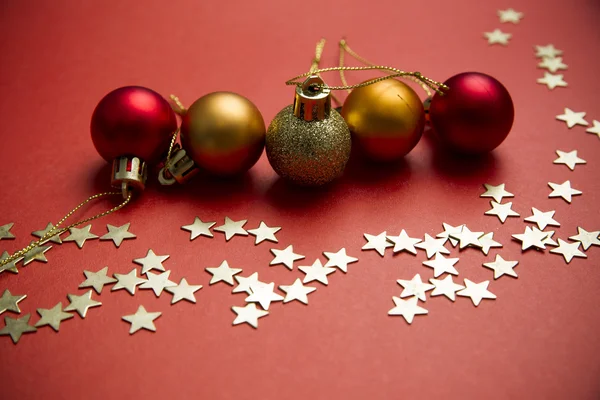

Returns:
0,222,137,275
483,8,523,46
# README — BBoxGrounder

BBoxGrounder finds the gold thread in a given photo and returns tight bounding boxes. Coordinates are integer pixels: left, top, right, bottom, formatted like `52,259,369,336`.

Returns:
0,192,132,268
339,39,434,97
286,66,448,95
308,39,342,107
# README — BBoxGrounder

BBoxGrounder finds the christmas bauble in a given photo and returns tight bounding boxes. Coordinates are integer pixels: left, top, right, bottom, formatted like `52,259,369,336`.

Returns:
91,86,177,164
181,92,265,176
266,106,351,186
341,79,425,162
429,72,514,154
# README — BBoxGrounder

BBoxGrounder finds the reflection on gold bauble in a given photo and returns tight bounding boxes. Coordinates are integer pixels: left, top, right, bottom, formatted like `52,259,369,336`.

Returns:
180,92,265,176
266,106,351,186
341,79,425,162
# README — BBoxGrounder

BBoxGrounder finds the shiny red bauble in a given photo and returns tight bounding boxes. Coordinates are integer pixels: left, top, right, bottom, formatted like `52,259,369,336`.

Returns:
429,72,514,154
91,86,177,163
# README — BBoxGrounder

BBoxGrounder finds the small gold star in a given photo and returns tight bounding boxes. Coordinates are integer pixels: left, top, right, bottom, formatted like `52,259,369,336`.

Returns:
181,217,215,240
100,223,136,247
0,251,20,274
0,289,27,314
548,180,582,203
484,29,511,45
484,201,520,223
480,183,514,203
556,108,588,128
0,223,15,240
31,222,63,244
535,44,563,58
122,305,161,334
22,244,52,266
498,8,523,23
586,120,600,138
537,73,567,90
553,150,586,171
550,239,587,263
0,314,37,343
63,225,98,248
35,303,74,331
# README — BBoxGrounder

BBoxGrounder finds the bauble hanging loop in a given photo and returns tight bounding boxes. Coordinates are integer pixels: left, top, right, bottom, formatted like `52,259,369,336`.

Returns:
266,75,351,186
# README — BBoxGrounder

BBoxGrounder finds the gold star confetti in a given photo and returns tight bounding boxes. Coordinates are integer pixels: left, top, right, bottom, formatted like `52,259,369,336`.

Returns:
524,207,560,230
538,57,567,73
0,223,15,240
165,278,202,304
34,303,74,331
569,227,600,251
64,290,101,318
112,269,147,295
422,253,459,278
586,120,600,138
482,255,518,279
206,260,242,286
0,251,19,274
270,245,305,270
0,290,26,315
498,8,523,23
512,226,548,251
556,108,588,128
483,29,511,45
22,244,52,266
133,249,169,274
484,201,520,223
32,222,62,244
122,305,161,334
478,232,503,255
542,230,559,247
548,180,582,203
233,272,266,295
436,223,464,247
298,259,336,285
323,248,358,273
397,274,435,301
535,44,563,58
99,223,136,247
140,271,177,297
181,217,215,240
79,266,117,294
0,314,36,343
362,232,393,257
386,230,422,255
63,225,98,248
232,303,268,329
279,279,317,305
245,282,284,310
553,150,586,170
213,216,248,241
450,226,483,250
414,234,450,258
388,297,428,324
429,276,465,301
247,221,281,245
537,72,567,90
457,279,496,306
480,183,514,202
550,239,587,263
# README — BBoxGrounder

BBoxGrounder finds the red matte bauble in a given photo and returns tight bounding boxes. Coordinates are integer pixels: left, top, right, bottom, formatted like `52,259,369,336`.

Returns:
91,86,177,163
429,72,514,154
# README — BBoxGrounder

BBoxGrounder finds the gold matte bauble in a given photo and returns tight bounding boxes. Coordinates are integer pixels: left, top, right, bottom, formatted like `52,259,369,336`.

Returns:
180,92,265,176
266,106,351,186
341,79,425,162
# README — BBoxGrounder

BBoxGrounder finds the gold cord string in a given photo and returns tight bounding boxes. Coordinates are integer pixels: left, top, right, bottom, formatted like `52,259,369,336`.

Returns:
0,191,132,268
286,65,448,95
338,39,434,97
309,39,342,107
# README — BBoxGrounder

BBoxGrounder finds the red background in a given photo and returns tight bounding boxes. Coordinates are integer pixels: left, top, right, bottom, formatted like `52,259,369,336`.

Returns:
1,0,599,399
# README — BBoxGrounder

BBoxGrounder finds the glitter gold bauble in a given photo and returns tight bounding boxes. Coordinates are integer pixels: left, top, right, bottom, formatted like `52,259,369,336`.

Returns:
266,76,351,186
341,79,425,162
180,92,265,176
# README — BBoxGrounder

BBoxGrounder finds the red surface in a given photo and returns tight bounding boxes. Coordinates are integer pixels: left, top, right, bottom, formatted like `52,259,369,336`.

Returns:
1,1,599,399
